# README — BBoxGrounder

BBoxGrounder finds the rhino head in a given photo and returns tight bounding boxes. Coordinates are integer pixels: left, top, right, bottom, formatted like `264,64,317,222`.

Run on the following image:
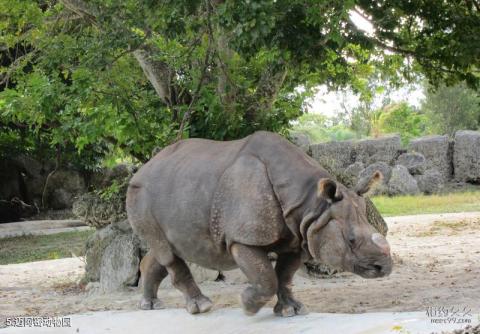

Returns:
303,171,392,278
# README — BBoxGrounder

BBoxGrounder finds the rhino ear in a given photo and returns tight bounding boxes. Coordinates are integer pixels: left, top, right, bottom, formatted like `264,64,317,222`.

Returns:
317,178,337,203
355,171,383,196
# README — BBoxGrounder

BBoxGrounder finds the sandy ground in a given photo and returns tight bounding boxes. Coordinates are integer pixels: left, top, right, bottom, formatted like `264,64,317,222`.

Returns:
1,212,479,331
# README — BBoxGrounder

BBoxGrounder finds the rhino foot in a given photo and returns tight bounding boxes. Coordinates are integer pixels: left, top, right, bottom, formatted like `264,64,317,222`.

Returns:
241,287,275,316
186,294,213,314
139,297,165,310
274,297,309,317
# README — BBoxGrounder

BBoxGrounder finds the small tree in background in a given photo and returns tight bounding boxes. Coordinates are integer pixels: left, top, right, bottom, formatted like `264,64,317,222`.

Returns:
378,103,427,145
422,83,480,136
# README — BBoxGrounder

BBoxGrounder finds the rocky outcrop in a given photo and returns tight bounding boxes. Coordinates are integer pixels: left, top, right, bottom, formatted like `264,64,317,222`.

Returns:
310,140,355,170
355,135,402,166
83,219,143,291
396,152,426,175
453,130,480,183
44,170,86,209
409,135,452,182
387,165,420,196
415,169,444,194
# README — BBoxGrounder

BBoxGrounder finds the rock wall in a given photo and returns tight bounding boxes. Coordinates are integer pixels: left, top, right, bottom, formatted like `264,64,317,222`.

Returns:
309,130,480,195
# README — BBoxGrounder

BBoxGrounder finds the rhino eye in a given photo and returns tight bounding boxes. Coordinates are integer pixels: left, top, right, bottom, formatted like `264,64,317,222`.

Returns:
348,236,356,246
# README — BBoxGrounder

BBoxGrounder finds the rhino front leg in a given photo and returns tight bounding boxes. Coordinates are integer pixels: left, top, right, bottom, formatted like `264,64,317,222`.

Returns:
231,243,278,315
274,252,309,317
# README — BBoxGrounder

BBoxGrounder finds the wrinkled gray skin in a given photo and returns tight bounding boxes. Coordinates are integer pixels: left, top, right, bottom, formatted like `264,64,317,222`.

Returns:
126,131,392,317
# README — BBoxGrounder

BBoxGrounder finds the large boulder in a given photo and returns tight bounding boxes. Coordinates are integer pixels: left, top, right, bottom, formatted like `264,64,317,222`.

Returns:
415,168,444,194
409,135,452,182
310,140,356,170
396,152,426,175
99,229,141,292
354,135,402,165
84,219,143,291
358,162,392,195
387,165,420,196
45,169,86,209
453,130,480,183
12,155,55,206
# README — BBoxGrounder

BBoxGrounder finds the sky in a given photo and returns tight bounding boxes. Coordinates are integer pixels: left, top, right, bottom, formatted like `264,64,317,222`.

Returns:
306,9,426,118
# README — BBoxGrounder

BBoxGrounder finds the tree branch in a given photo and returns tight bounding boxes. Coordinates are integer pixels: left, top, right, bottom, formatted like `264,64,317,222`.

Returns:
133,47,173,106
60,0,176,107
245,63,288,123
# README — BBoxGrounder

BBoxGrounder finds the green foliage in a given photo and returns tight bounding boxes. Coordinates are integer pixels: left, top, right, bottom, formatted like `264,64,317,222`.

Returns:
1,0,479,168
421,83,480,136
378,103,427,144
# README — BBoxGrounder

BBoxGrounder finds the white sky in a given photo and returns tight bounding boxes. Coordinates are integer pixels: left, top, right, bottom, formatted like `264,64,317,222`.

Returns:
306,9,426,117
307,85,425,117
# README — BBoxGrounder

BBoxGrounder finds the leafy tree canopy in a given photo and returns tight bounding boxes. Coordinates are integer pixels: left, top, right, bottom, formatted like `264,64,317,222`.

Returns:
1,0,479,167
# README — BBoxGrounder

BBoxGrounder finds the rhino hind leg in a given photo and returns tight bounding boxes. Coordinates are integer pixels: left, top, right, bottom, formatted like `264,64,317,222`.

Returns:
165,255,213,314
127,196,212,314
139,250,168,310
231,243,278,315
274,253,309,317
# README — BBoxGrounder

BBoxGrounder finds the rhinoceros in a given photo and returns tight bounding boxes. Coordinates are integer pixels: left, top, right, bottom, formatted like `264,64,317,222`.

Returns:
126,131,392,317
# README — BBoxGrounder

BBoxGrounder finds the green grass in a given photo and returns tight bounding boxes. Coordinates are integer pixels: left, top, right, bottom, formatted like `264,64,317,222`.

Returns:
372,191,480,216
0,230,94,265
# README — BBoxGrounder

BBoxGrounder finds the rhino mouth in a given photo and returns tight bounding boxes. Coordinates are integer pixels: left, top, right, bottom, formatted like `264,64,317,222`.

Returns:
353,262,391,278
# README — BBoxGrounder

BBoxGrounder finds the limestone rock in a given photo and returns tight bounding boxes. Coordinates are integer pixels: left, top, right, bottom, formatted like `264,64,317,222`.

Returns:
355,135,402,165
46,169,86,209
388,165,420,196
99,231,141,292
84,219,144,291
310,140,355,170
409,135,452,182
453,130,480,183
415,168,444,194
396,152,426,175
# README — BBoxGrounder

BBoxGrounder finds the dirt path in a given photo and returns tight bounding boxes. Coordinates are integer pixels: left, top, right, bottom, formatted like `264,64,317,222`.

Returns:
1,212,479,326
